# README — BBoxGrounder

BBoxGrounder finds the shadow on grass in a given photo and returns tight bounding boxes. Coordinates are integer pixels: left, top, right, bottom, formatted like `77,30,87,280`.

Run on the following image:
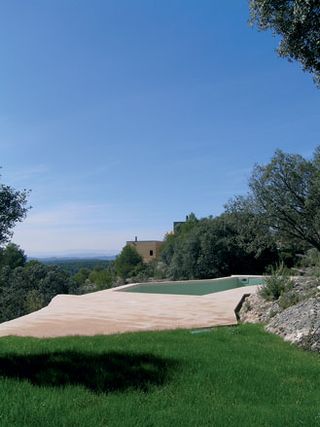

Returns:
0,351,178,393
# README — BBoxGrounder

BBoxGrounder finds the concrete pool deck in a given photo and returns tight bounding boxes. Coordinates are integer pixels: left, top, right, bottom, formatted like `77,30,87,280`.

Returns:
0,284,259,338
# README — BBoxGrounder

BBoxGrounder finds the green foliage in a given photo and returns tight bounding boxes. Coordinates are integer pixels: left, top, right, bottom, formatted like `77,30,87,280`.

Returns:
1,325,320,426
152,260,168,280
225,196,279,256
228,148,320,254
41,258,113,275
161,214,278,280
253,149,320,250
73,268,91,286
260,263,293,301
160,148,320,282
250,0,320,86
297,248,320,281
0,179,30,246
0,243,26,269
302,248,320,267
160,232,176,266
129,260,166,283
278,289,300,310
24,289,45,314
114,245,143,279
0,261,74,322
88,268,114,290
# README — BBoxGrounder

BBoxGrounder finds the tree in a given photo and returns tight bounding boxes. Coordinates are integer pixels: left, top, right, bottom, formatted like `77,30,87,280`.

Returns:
114,245,143,279
24,289,45,314
225,197,299,267
225,196,277,256
0,261,74,322
0,178,30,246
231,148,320,252
73,268,91,286
88,268,114,290
0,243,26,270
161,215,278,280
249,0,320,86
161,213,199,268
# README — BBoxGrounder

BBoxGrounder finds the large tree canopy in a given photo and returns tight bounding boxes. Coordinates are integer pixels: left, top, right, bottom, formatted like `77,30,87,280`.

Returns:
228,148,320,252
0,260,72,322
0,178,29,246
0,243,26,270
250,0,320,86
161,214,278,280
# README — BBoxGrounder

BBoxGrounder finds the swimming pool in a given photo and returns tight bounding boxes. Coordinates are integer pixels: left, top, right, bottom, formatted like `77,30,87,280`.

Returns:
119,276,264,296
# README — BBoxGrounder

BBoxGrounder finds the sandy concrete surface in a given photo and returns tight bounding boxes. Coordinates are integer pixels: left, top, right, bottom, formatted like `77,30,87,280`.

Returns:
0,285,258,338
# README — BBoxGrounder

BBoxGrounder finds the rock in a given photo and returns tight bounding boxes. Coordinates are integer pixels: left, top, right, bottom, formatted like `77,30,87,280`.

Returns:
290,276,319,297
239,292,281,324
238,276,320,352
266,296,320,351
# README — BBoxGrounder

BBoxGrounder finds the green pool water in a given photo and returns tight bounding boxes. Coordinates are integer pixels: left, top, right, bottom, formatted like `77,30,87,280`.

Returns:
119,276,264,296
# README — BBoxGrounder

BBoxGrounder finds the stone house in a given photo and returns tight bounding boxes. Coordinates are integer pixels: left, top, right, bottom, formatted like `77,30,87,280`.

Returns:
126,237,163,263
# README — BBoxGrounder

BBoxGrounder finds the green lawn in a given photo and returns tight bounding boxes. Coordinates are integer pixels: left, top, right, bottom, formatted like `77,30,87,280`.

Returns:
0,324,319,426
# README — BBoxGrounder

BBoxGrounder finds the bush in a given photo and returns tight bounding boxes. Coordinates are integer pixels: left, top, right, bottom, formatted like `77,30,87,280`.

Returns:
278,290,300,309
300,248,320,268
114,245,143,279
88,268,114,290
0,261,74,322
260,263,293,301
299,249,320,280
24,289,45,313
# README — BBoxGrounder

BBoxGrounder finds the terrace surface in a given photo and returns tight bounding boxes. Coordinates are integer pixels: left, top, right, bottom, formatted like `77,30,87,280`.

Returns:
0,284,258,338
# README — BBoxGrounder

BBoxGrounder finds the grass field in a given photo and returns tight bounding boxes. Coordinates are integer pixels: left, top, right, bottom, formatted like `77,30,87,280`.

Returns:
0,324,319,426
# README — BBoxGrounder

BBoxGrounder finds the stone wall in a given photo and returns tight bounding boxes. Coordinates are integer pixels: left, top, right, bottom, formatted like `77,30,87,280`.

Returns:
127,240,163,263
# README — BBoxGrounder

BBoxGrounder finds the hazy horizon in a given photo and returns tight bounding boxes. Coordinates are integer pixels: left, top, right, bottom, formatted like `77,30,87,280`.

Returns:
27,249,119,259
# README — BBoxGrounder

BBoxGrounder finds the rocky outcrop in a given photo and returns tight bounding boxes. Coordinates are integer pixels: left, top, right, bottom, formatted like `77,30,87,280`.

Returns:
239,292,281,323
266,297,320,352
238,276,320,352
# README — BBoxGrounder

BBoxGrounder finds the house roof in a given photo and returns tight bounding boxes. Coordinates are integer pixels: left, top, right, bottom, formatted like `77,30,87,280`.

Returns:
126,240,163,244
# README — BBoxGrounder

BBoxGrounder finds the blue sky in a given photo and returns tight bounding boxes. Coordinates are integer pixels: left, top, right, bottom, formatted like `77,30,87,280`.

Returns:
1,1,319,257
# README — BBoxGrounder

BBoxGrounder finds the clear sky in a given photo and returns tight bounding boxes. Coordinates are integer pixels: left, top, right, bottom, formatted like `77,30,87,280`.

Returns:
1,1,319,257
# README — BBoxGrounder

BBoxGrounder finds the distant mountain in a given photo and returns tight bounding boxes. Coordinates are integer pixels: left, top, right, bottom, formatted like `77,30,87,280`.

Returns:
33,255,116,262
30,255,117,275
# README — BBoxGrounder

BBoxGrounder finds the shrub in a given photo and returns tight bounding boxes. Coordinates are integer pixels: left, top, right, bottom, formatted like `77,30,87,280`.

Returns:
88,268,114,290
114,245,143,279
278,290,299,309
24,289,45,313
260,263,293,301
300,248,320,268
298,249,320,278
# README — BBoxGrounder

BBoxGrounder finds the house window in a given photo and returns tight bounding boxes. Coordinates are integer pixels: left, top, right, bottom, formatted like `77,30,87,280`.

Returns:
149,250,154,256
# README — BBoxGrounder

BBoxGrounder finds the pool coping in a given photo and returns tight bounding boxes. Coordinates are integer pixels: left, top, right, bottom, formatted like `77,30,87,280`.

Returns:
0,279,263,338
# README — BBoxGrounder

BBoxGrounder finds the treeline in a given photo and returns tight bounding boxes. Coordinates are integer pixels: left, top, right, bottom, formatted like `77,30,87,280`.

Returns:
158,148,320,280
113,215,280,282
0,244,74,322
0,243,153,322
0,245,117,322
159,214,280,280
85,147,320,283
41,258,114,275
